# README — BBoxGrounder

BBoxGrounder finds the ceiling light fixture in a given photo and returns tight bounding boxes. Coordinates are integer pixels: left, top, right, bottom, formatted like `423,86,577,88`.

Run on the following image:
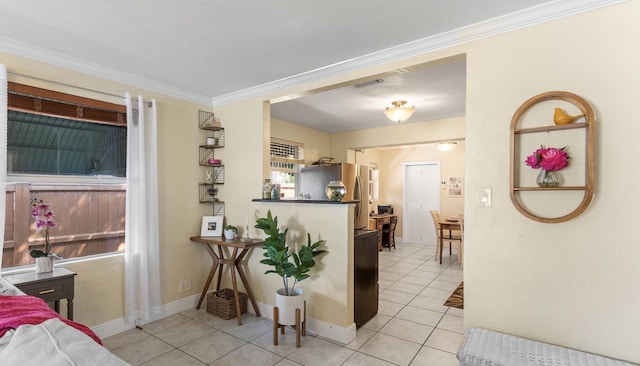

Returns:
437,142,457,152
384,100,415,123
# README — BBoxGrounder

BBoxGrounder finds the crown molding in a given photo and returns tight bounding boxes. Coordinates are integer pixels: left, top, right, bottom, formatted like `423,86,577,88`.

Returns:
212,0,627,106
0,38,212,106
0,0,626,107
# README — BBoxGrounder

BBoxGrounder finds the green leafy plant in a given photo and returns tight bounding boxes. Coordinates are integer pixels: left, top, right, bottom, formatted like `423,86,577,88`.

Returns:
224,225,238,233
255,210,326,296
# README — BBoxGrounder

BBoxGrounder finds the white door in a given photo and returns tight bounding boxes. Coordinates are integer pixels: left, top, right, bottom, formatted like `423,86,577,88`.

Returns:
403,162,440,244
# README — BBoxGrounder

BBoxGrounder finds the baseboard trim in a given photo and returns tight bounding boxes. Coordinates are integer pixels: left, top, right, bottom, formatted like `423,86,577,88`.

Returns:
91,294,199,339
92,294,356,344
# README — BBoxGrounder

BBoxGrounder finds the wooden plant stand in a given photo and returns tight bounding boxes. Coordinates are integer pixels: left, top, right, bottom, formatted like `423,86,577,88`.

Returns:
273,301,306,348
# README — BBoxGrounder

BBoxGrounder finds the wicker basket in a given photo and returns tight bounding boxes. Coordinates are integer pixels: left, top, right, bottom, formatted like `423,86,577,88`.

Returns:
206,289,248,319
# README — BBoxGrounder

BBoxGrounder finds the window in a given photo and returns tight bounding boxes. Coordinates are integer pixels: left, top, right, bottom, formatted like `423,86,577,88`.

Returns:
7,82,127,179
270,138,304,199
369,166,379,201
2,83,127,270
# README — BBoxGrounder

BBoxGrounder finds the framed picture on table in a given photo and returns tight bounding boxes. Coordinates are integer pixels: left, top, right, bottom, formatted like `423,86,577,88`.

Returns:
201,216,223,237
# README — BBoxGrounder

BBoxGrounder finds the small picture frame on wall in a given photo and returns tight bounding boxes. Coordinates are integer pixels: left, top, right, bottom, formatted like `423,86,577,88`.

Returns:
201,216,223,237
448,176,463,197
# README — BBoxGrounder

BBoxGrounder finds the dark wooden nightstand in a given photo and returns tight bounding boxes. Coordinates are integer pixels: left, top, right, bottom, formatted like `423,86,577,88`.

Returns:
5,268,77,320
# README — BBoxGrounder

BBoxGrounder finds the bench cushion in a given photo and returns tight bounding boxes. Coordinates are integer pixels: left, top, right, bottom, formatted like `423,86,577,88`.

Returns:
458,328,636,366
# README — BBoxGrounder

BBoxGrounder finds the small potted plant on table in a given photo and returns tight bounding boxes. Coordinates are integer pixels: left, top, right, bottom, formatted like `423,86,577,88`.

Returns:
223,225,238,240
29,199,58,273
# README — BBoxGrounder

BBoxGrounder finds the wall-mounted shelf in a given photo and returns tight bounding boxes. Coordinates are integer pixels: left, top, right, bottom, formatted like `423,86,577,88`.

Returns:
509,91,595,223
198,110,225,216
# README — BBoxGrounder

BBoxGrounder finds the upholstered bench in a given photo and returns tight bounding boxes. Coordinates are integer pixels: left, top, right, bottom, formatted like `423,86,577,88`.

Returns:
458,327,637,366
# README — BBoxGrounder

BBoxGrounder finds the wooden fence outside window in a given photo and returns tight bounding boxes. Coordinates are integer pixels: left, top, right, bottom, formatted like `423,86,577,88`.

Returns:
2,183,126,268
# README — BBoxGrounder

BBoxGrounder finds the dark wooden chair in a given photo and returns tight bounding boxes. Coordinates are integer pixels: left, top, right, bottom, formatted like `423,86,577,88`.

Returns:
381,216,397,251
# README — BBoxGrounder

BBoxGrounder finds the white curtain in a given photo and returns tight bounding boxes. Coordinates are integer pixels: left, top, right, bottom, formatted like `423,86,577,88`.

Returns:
124,93,162,325
0,64,7,269
0,65,7,270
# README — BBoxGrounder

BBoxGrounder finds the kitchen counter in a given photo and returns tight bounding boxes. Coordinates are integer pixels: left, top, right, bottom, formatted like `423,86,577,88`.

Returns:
355,228,376,236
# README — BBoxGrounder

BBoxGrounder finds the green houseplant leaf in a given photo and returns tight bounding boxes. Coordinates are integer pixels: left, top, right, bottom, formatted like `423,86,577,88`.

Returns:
223,225,238,233
255,210,327,296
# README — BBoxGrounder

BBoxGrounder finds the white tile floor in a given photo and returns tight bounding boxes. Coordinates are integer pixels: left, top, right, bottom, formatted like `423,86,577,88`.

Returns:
103,242,463,365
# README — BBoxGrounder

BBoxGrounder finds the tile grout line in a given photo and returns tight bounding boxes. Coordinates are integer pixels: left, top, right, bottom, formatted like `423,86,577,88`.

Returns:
106,243,462,365
360,248,461,365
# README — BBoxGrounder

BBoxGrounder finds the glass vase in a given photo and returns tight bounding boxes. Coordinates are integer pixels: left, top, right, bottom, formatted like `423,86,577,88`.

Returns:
326,181,346,201
536,169,559,187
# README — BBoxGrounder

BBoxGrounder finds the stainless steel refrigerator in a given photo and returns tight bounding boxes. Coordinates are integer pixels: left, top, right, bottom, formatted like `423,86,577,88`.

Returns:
298,163,369,229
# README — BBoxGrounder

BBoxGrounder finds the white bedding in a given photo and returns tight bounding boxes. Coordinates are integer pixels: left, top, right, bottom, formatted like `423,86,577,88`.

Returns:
0,318,129,365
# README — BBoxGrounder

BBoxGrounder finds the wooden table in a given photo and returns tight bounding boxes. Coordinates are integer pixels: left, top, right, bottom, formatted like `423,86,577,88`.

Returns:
5,268,77,320
190,236,263,325
439,219,461,264
368,214,397,251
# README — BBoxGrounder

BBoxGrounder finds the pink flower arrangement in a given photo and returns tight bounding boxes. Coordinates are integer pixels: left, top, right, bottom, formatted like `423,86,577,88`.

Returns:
29,198,57,258
525,146,569,171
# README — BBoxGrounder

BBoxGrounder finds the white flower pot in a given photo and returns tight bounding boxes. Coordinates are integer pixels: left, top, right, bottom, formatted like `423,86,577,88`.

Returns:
275,288,305,326
36,256,54,273
224,230,236,240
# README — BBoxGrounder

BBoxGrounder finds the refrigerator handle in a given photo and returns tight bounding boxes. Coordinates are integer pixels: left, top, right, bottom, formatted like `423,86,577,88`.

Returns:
355,175,362,226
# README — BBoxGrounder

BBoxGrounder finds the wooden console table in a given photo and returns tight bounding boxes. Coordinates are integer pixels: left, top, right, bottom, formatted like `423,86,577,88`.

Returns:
190,236,263,325
368,214,397,251
5,268,77,320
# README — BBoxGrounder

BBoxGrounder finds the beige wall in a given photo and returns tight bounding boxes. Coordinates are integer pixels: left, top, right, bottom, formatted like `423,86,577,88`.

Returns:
222,2,640,362
331,117,465,162
369,143,465,240
270,116,466,244
3,1,639,361
463,2,640,362
65,256,124,325
271,118,331,165
337,119,466,232
1,52,215,328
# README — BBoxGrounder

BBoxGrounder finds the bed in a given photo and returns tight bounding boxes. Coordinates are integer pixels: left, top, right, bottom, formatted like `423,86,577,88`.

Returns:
0,276,128,365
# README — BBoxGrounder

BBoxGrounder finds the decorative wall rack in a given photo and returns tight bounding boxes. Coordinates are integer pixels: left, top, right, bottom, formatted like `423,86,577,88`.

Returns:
509,91,595,223
198,110,225,216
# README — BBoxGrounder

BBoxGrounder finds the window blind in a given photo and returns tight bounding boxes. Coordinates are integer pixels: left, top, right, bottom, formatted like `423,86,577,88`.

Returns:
8,82,126,126
270,138,304,173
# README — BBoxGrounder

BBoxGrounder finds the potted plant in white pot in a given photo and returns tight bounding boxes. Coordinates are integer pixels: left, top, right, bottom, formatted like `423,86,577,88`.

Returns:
223,225,238,240
255,210,326,341
29,199,59,273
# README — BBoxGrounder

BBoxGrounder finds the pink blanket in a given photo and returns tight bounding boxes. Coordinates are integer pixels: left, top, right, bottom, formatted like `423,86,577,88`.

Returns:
0,295,102,344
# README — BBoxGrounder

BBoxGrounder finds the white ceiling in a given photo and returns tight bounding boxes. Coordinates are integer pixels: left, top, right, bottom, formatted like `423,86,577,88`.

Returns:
270,55,467,133
0,1,618,133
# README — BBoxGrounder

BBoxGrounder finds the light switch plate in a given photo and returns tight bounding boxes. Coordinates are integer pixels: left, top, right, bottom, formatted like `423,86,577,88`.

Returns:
481,188,492,207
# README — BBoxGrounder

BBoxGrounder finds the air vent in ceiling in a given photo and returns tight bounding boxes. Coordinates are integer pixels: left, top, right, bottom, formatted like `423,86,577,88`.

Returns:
354,79,384,88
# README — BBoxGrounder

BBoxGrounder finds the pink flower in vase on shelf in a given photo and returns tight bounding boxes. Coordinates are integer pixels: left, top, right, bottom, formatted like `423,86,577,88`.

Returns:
525,146,570,188
525,146,569,171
